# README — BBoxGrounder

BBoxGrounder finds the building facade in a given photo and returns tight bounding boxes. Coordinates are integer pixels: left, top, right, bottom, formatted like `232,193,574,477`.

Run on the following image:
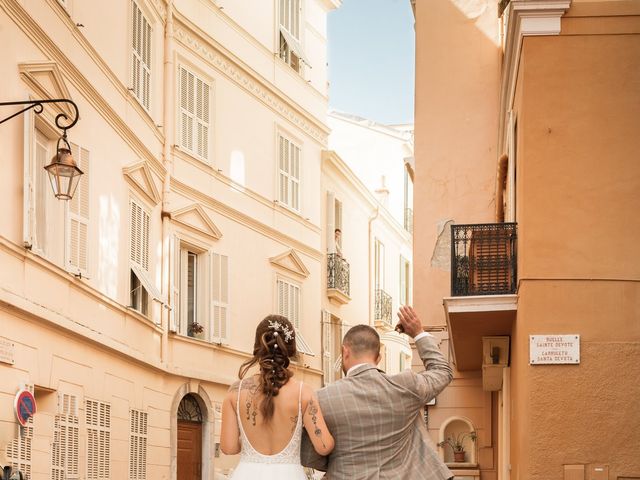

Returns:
412,1,640,480
0,0,339,478
322,112,415,379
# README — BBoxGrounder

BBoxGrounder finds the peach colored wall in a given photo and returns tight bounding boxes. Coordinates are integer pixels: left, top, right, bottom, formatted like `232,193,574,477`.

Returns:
413,0,501,327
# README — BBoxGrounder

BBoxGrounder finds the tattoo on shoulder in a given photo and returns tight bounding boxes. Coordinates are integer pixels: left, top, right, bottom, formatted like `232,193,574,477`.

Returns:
308,398,326,448
228,381,241,393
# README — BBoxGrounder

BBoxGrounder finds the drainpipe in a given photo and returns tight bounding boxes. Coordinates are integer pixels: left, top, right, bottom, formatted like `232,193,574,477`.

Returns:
368,207,379,325
160,0,175,366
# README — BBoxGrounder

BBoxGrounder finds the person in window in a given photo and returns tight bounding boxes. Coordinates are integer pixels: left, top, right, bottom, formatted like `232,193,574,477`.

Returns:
334,228,343,257
221,315,334,479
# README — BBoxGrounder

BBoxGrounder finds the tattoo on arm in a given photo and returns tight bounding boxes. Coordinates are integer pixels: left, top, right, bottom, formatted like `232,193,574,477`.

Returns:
308,398,326,448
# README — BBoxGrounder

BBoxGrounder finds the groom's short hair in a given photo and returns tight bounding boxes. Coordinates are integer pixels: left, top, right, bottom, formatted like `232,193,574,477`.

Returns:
343,325,380,357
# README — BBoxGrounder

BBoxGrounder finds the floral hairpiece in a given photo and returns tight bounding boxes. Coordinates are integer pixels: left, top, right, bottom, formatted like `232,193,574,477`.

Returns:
268,319,294,343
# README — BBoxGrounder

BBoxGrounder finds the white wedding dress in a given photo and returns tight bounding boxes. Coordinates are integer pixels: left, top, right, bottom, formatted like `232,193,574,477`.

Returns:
230,379,307,480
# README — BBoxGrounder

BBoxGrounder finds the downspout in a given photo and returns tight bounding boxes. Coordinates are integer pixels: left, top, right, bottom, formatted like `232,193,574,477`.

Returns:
367,207,380,325
160,0,175,366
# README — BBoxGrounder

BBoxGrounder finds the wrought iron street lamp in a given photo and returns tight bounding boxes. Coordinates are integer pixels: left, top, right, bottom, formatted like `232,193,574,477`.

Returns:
0,99,82,200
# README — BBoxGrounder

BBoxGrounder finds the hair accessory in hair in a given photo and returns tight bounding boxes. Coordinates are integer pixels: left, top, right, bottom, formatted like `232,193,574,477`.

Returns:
274,343,278,349
268,319,294,343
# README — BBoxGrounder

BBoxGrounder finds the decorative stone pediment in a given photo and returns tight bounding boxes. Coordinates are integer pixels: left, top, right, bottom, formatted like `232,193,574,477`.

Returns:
172,204,222,240
123,161,162,205
269,249,310,278
19,62,74,118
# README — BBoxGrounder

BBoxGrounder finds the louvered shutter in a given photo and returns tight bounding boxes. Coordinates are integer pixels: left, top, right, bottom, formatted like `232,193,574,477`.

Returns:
211,252,229,344
130,200,150,271
129,410,148,480
52,394,79,480
290,141,300,211
322,310,332,385
278,136,289,204
169,235,180,333
326,192,335,253
277,278,300,328
34,130,49,254
179,66,210,161
23,109,34,248
86,400,111,480
132,1,152,111
6,417,33,480
67,144,90,275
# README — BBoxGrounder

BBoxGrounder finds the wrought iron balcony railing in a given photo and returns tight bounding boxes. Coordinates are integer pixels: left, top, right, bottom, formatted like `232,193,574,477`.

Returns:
375,289,392,325
451,223,517,296
327,253,350,298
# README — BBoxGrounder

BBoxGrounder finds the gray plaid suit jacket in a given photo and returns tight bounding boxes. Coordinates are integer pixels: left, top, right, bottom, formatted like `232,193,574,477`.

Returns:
301,335,453,480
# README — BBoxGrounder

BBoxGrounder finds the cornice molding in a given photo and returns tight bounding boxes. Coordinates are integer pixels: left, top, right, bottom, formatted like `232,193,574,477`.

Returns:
269,249,311,279
18,62,74,119
2,0,166,178
498,0,572,153
171,178,323,261
171,204,223,241
172,16,329,146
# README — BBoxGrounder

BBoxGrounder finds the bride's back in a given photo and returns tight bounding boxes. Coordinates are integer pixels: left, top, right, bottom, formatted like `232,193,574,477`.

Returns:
236,375,303,455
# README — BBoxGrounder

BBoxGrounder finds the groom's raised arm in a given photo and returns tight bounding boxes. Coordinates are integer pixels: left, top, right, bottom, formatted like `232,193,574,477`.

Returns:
301,429,328,471
397,306,453,403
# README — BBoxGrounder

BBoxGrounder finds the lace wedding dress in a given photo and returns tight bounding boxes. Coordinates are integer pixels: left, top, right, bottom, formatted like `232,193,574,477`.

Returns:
230,379,307,479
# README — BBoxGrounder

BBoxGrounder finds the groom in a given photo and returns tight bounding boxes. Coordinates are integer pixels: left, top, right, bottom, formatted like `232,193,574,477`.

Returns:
301,306,453,479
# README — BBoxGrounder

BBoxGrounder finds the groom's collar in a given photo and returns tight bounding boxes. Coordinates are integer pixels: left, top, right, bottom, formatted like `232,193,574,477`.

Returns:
346,362,380,377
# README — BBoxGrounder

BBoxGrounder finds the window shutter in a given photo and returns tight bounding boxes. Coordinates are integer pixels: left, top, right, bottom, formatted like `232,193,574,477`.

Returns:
52,394,79,480
67,144,90,275
35,130,49,254
290,141,300,211
170,235,180,333
326,192,335,253
322,310,332,385
211,252,229,343
129,410,148,480
6,416,33,480
179,66,210,161
130,200,150,271
277,278,300,328
23,109,34,248
277,135,301,211
132,0,152,111
86,399,111,480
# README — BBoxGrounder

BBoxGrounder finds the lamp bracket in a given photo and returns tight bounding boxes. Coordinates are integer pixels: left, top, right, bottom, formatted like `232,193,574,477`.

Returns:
0,98,79,135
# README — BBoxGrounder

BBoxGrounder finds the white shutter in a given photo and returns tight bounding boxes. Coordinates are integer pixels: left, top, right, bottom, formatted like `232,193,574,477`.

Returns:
277,278,300,328
67,144,90,275
322,310,332,385
130,200,150,271
6,416,33,480
23,109,34,248
129,410,148,480
326,192,335,254
278,135,289,204
169,235,180,333
179,66,210,161
34,130,50,254
52,394,79,480
86,400,111,480
132,1,151,111
211,252,229,344
277,135,301,211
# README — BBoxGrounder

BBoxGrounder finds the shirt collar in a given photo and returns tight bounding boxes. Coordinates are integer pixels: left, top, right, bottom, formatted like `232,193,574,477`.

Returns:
346,362,377,377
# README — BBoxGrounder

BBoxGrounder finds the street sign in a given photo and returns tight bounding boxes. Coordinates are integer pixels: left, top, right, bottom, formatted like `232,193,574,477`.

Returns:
14,389,36,426
0,337,15,365
530,335,580,365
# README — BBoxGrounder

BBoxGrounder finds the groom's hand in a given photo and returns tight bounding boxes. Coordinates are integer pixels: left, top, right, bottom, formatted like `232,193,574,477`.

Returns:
396,306,423,338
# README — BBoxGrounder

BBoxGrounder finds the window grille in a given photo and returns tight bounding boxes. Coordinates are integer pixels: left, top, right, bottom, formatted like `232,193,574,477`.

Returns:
86,399,111,480
129,410,148,480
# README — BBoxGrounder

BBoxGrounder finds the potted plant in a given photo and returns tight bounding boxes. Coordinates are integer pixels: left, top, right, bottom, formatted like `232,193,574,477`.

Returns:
188,321,204,337
438,431,477,463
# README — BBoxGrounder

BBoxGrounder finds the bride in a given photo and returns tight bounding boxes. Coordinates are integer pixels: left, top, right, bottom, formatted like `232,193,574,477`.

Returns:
221,315,334,479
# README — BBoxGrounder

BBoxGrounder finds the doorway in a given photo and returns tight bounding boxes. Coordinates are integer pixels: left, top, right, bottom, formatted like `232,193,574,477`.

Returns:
177,394,203,480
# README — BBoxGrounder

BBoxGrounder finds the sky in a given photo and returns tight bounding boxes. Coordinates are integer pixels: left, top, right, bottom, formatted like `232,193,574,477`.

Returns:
327,0,415,126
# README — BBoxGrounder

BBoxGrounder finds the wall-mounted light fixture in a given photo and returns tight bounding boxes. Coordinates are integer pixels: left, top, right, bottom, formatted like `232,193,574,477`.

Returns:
1,99,83,200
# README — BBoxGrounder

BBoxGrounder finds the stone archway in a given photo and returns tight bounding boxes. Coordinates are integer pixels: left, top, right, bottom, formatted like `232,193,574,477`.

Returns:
170,383,215,480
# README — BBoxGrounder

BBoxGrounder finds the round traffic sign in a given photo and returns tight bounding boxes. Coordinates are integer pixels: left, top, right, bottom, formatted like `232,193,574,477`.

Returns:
14,390,36,426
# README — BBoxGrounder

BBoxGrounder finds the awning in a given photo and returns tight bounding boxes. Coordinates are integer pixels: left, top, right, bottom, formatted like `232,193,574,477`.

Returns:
279,26,311,66
295,329,315,356
130,263,162,300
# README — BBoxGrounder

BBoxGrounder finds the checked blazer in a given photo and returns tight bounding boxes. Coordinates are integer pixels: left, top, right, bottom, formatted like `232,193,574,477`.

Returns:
301,334,453,480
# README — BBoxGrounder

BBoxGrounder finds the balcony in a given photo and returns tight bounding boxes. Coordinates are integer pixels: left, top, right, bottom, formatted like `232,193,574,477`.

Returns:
327,253,350,304
374,288,393,331
444,223,518,371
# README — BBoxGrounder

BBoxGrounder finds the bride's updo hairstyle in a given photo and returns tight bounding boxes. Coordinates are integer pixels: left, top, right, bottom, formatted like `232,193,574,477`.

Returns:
238,314,298,421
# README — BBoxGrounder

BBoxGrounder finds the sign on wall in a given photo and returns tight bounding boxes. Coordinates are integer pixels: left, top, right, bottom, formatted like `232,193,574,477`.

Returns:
14,389,37,426
0,337,15,365
530,335,580,365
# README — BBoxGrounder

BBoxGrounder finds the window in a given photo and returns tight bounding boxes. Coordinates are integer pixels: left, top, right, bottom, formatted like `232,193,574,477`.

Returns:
86,399,111,480
278,135,301,211
279,0,300,38
374,239,385,290
52,394,79,480
277,277,300,328
67,143,90,275
403,165,413,234
278,0,309,73
179,66,210,161
129,410,148,480
399,256,411,306
129,199,158,316
131,0,152,110
322,311,343,385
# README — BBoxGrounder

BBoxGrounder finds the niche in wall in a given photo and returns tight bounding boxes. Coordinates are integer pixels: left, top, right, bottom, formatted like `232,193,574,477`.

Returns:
438,416,477,466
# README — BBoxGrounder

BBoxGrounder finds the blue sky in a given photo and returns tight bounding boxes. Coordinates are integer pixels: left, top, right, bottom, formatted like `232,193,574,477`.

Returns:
327,0,415,125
